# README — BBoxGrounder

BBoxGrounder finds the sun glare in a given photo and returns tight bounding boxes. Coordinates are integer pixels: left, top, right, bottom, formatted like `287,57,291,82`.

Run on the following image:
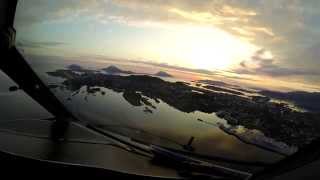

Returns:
162,25,258,71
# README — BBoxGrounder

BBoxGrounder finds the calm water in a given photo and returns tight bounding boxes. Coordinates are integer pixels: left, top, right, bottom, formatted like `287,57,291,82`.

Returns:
7,56,284,163
0,71,51,121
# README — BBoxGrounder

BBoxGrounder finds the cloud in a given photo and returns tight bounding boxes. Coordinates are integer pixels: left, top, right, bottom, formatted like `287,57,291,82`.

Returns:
14,1,259,30
16,40,67,49
13,0,289,53
13,0,320,82
87,54,218,76
247,27,274,37
13,1,278,40
233,49,320,77
90,54,261,82
146,62,218,75
169,8,224,25
240,61,247,68
220,5,257,16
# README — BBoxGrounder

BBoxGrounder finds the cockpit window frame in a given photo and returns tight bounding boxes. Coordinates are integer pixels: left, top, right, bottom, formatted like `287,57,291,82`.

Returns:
1,0,320,179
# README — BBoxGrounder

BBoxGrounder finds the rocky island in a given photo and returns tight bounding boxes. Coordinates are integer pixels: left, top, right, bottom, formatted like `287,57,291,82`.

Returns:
102,65,134,74
154,71,173,77
47,65,320,154
99,65,174,78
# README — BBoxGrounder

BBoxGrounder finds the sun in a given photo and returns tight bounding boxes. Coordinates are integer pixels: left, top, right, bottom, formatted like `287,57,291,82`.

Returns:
188,41,235,70
162,25,258,71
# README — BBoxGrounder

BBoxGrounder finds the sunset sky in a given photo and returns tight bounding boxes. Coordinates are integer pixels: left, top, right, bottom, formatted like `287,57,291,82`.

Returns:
14,0,320,91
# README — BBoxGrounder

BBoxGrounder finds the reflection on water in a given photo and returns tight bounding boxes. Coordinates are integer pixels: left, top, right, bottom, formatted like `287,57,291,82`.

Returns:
14,57,285,164
52,83,283,164
270,99,307,113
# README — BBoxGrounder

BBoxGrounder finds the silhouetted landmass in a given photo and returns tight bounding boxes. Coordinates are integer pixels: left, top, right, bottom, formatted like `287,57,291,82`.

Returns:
123,90,143,106
67,64,84,71
101,65,174,78
154,71,173,77
197,80,233,87
47,67,320,148
231,87,256,94
198,80,256,94
102,65,134,74
260,90,320,112
250,96,271,104
143,107,153,114
203,85,244,96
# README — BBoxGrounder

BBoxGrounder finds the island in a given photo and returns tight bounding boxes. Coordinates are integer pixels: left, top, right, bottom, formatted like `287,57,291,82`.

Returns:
67,64,84,71
102,65,134,74
154,71,173,77
47,65,320,153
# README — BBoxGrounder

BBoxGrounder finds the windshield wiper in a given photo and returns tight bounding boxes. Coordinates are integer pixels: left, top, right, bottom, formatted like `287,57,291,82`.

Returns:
87,124,252,180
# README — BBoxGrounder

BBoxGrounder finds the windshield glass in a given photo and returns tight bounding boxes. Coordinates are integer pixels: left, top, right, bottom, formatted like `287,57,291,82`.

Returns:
13,0,320,172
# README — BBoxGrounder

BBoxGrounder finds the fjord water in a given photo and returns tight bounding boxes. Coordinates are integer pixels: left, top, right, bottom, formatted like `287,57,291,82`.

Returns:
23,57,284,163
0,71,51,121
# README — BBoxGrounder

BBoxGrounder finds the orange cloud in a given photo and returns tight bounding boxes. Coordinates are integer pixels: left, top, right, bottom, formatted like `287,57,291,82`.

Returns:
221,5,257,16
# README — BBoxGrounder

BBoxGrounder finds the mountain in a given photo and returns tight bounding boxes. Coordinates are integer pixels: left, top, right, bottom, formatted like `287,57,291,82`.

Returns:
197,80,233,87
102,65,134,74
260,90,320,112
154,71,173,77
67,64,83,71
